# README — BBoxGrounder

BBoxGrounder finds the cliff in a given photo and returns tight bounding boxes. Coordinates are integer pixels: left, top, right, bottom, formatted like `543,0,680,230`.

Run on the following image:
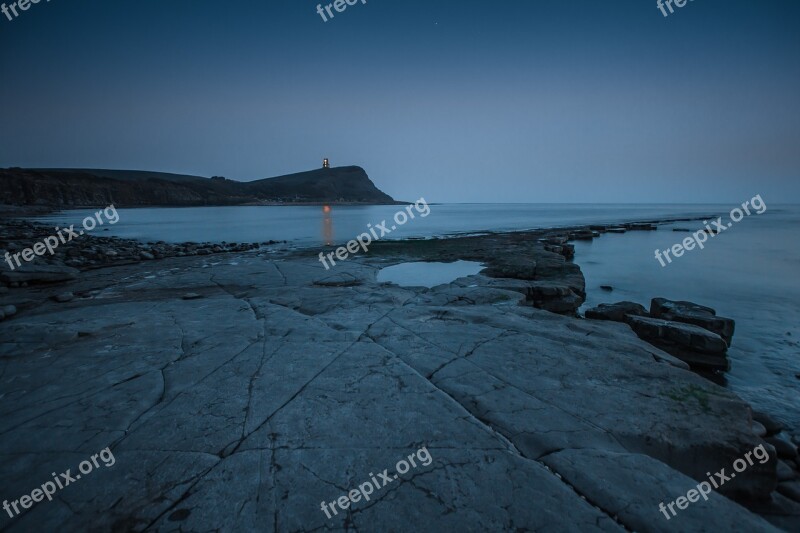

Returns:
0,166,396,207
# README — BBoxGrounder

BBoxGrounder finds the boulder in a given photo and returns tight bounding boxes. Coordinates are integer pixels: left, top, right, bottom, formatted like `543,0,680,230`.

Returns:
627,316,728,354
526,282,583,315
53,292,74,303
778,481,800,503
766,436,798,460
752,421,768,437
626,315,729,370
777,461,796,482
0,265,79,284
651,298,735,345
754,411,785,437
585,301,647,323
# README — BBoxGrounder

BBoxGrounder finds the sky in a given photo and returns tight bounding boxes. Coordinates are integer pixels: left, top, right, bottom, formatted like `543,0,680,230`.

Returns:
1,0,799,203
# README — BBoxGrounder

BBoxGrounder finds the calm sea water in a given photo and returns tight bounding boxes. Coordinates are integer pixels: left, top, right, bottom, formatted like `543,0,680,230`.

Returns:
575,206,800,432
33,204,729,246
32,204,800,430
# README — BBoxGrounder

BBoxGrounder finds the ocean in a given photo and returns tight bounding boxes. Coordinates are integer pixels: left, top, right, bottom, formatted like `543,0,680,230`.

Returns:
31,203,800,430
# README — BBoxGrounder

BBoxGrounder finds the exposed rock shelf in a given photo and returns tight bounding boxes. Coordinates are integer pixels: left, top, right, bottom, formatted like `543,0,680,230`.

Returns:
0,218,797,531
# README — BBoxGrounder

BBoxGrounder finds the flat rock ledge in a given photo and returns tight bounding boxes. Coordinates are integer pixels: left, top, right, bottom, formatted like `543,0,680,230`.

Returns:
0,243,796,531
585,299,735,372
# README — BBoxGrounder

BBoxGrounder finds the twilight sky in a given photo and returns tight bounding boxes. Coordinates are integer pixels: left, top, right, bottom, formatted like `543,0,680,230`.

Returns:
1,0,799,203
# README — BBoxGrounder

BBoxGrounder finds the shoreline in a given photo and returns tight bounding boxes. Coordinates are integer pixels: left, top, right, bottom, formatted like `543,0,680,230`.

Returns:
1,214,798,529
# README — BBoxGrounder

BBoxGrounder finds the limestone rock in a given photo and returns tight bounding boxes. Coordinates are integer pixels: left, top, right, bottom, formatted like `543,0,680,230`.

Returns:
313,272,362,287
542,449,779,532
755,411,785,436
766,437,797,460
778,481,800,503
778,461,796,482
526,282,583,315
627,315,728,354
625,223,657,231
0,265,79,284
651,298,735,345
585,301,647,323
626,315,729,370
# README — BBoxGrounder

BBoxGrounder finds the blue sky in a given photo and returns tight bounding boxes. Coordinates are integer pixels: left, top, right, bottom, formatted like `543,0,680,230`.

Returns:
1,0,798,202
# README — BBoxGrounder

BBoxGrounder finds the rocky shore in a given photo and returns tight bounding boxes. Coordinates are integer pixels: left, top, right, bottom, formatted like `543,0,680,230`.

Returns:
0,219,284,292
1,215,798,531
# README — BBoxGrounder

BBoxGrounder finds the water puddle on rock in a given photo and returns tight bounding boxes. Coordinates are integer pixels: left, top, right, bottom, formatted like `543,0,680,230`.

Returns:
376,261,484,288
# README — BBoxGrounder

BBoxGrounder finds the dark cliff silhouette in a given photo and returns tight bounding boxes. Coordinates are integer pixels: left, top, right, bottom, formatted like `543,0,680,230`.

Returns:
0,166,397,207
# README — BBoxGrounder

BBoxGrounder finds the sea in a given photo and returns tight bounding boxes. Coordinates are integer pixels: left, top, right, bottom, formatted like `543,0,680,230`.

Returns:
31,203,800,432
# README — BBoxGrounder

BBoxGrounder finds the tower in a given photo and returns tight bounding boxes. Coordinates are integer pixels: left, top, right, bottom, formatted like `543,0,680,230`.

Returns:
323,158,330,169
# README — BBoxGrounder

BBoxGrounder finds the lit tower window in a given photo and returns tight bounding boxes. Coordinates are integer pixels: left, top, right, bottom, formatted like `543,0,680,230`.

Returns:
323,158,330,169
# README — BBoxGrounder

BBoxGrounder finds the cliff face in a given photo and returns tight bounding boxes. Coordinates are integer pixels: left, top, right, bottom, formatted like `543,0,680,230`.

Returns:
244,166,395,204
0,166,396,207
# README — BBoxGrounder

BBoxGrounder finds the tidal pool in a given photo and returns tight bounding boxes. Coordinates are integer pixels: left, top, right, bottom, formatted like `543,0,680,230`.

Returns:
376,261,484,288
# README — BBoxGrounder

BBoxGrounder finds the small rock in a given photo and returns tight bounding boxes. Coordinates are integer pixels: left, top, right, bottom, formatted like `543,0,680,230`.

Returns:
751,421,767,437
777,460,796,482
53,292,74,303
182,293,203,300
600,285,613,292
2,304,16,317
765,436,797,460
754,411,785,436
139,251,155,260
777,480,800,503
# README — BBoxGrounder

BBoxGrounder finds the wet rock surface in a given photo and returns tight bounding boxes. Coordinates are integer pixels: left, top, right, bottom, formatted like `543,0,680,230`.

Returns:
651,297,736,345
0,222,796,531
0,219,284,275
585,301,648,322
585,298,735,372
